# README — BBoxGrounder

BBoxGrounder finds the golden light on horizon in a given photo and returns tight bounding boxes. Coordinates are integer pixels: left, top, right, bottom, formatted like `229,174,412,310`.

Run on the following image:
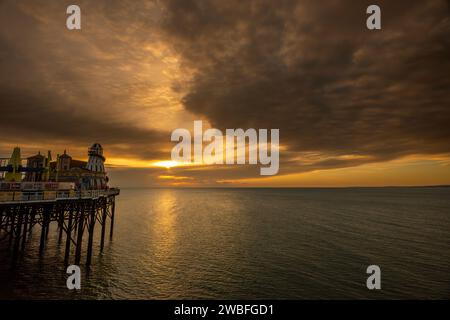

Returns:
158,175,193,180
151,160,202,169
152,160,181,169
106,158,191,169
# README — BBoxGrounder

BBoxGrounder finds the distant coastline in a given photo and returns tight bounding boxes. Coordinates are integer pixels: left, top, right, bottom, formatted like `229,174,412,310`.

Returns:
117,185,450,190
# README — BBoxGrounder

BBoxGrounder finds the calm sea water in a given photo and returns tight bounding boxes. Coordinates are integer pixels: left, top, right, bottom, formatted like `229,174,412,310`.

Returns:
1,187,449,299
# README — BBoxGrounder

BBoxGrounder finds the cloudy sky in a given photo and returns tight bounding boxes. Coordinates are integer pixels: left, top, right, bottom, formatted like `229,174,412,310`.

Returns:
0,0,449,187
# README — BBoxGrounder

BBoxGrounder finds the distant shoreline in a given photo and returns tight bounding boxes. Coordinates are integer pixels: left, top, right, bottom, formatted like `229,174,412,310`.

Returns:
117,185,450,190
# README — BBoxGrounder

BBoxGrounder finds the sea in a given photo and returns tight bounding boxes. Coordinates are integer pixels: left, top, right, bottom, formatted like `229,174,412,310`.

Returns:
0,187,449,299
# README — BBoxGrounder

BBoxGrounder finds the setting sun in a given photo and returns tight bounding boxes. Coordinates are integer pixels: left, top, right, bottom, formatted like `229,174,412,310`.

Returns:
152,161,180,169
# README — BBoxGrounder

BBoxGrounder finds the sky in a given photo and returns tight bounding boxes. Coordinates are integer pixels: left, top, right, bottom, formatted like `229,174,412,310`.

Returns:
0,0,449,187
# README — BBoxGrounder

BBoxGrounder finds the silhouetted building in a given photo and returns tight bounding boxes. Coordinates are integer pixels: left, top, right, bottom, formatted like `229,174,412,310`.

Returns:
48,144,107,189
1,143,109,190
24,152,45,182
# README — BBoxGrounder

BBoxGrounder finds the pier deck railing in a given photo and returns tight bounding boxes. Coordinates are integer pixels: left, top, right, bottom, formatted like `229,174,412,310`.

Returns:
0,188,120,203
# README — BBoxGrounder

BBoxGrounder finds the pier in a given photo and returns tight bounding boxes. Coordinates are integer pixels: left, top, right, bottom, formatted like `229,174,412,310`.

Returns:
0,143,120,266
0,188,119,266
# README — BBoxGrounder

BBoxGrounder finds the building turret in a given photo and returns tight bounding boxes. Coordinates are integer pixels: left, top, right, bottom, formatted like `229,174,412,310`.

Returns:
86,143,107,189
87,143,105,173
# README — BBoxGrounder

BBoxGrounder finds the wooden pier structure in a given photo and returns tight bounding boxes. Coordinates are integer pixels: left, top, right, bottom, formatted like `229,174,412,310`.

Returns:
0,188,119,266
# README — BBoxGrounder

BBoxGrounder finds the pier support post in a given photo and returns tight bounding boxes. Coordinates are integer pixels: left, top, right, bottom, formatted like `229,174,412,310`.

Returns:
4,210,12,235
39,216,46,253
3,211,9,233
86,201,96,266
45,211,50,239
64,208,74,265
39,207,50,253
73,210,79,233
74,203,85,265
58,209,64,243
21,209,29,250
109,199,115,239
29,208,35,233
9,210,15,247
12,211,23,259
100,200,107,252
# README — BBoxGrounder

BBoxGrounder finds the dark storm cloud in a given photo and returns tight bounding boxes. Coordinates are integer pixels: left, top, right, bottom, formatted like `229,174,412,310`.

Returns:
160,0,450,173
0,0,168,160
0,85,167,159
